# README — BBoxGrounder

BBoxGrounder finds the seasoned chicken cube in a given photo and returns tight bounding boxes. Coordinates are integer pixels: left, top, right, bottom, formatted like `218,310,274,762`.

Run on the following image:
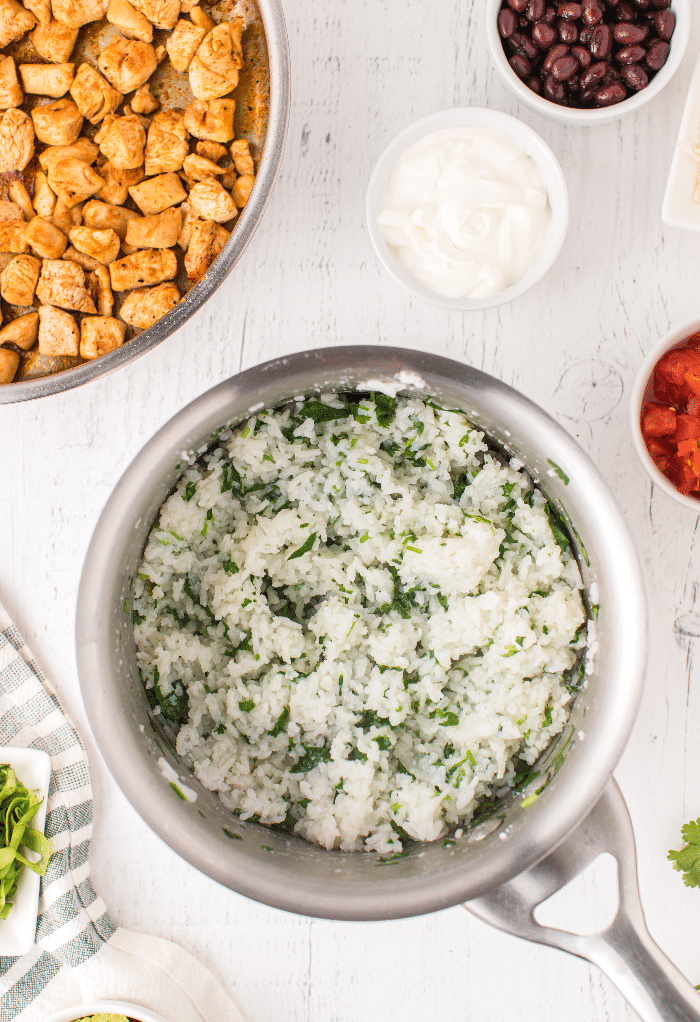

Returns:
129,0,178,30
97,113,145,169
62,244,99,270
107,0,152,40
196,140,226,163
0,109,34,172
36,258,96,312
0,0,36,47
0,311,40,382
183,98,234,143
96,161,144,205
189,5,213,32
30,19,78,63
31,99,83,146
1,253,40,306
131,82,158,114
24,0,50,19
144,109,188,175
119,280,179,328
229,138,254,176
70,63,122,124
46,156,104,207
124,206,180,248
25,216,67,259
82,199,139,239
166,18,205,72
232,173,254,208
8,181,32,220
87,263,113,315
98,36,156,93
109,247,176,289
0,200,22,224
184,218,228,282
182,153,224,181
176,200,197,249
51,0,108,26
69,225,120,264
189,24,242,101
0,223,27,255
32,173,57,220
0,347,18,384
80,314,125,359
19,63,74,98
39,136,98,168
0,56,22,109
129,171,186,214
188,178,236,223
52,197,83,234
38,304,79,355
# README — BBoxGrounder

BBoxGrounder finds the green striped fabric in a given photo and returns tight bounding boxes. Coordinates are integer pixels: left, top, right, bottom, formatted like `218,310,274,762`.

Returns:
0,601,116,1018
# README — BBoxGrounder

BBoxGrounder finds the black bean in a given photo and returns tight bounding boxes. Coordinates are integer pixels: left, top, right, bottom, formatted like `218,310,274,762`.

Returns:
571,44,592,67
543,74,567,101
590,23,612,58
510,53,532,77
582,0,603,25
526,75,543,93
615,44,646,63
499,8,518,36
654,10,675,40
543,41,569,70
645,38,670,69
558,17,578,42
613,22,649,44
557,2,582,18
526,0,546,20
580,60,608,88
551,54,580,79
594,81,628,104
507,0,528,11
616,2,636,20
532,21,558,47
620,62,649,88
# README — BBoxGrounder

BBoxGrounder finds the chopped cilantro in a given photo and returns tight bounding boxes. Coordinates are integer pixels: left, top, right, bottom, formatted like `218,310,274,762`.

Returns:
288,532,317,559
290,744,332,773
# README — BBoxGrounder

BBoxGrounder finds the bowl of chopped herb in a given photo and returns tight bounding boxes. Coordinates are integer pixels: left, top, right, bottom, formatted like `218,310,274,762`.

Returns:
43,1000,170,1022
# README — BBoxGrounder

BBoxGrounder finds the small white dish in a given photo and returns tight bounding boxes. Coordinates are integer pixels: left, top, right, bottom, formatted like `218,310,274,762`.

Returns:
486,0,690,127
43,1001,171,1022
630,316,700,512
662,45,700,230
0,746,52,957
366,107,568,311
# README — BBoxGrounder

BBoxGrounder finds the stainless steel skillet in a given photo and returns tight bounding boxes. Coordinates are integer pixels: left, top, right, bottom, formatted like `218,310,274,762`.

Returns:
76,346,696,1021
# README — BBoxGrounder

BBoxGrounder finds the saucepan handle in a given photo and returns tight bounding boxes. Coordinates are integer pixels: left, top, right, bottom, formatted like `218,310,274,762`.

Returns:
465,779,700,1022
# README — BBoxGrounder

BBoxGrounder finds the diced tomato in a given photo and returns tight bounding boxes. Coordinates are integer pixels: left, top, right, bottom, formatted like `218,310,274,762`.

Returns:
684,370,700,396
655,349,700,388
642,404,676,437
646,436,674,459
675,459,700,495
686,332,700,353
674,415,700,442
687,394,700,416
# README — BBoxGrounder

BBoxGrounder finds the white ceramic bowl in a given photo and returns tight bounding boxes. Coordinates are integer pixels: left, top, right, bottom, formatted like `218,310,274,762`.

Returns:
486,0,690,127
42,1000,170,1022
365,107,568,311
630,316,700,512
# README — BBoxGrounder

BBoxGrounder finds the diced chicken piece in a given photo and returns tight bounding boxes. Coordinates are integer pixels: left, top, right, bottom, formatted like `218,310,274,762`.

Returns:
124,206,180,248
0,108,34,172
0,0,36,47
39,136,98,168
119,280,179,328
154,43,166,63
1,253,40,305
96,161,144,205
220,165,235,190
176,200,197,249
144,109,188,175
131,82,158,114
80,314,125,359
97,113,145,170
51,0,108,26
229,138,254,176
69,225,121,264
70,63,122,124
182,153,224,180
82,199,139,240
196,140,226,163
32,173,57,220
109,247,176,289
188,178,237,223
166,18,205,72
98,36,156,93
107,0,152,40
179,0,195,11
30,19,78,63
24,0,50,21
0,56,22,110
62,244,100,269
189,5,213,32
36,258,96,312
37,304,79,355
0,311,39,347
184,218,228,282
8,182,32,220
46,156,104,207
0,223,27,253
129,171,186,214
0,347,18,383
232,173,254,208
87,263,113,315
0,200,22,224
129,0,178,29
25,216,67,259
52,198,83,234
184,98,234,143
31,98,83,146
19,62,74,98
189,24,242,101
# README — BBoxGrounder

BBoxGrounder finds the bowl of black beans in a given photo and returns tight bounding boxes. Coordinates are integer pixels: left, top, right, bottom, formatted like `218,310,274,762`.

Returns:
486,0,689,124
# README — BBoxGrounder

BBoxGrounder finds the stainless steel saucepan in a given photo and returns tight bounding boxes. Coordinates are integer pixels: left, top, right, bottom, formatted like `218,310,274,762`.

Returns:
76,347,697,1021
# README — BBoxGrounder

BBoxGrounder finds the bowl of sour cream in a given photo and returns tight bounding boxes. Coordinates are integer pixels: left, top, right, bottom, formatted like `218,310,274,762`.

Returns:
366,107,568,310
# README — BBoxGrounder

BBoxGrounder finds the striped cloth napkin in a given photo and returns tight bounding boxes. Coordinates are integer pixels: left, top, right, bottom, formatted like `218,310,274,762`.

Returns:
0,600,245,1022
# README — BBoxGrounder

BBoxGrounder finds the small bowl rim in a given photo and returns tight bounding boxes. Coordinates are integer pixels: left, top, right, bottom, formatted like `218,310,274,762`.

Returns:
630,315,700,513
485,0,690,127
41,1000,171,1022
365,106,569,311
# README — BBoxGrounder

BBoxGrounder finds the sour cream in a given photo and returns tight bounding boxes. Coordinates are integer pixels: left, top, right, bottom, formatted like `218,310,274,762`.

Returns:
376,126,551,300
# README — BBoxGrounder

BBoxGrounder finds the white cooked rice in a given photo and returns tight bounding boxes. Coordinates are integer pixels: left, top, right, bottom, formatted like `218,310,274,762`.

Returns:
133,393,586,854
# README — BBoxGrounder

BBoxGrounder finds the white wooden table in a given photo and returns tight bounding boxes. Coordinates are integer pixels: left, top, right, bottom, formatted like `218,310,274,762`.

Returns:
2,2,700,1020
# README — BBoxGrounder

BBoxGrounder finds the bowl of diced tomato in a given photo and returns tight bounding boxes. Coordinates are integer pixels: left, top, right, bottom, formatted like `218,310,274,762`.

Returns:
631,317,700,509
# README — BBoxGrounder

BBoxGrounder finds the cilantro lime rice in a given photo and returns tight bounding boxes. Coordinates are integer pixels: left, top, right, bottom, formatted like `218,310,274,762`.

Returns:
133,393,586,854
